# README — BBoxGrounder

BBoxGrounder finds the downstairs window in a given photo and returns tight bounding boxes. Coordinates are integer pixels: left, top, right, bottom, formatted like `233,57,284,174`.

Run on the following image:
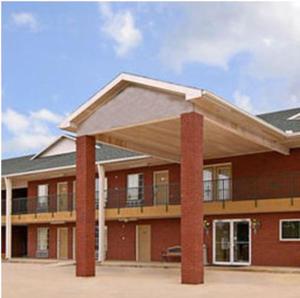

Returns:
280,219,300,241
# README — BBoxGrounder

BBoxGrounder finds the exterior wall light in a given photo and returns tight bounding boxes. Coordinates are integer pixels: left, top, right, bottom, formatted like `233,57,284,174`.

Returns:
252,218,261,234
204,220,211,235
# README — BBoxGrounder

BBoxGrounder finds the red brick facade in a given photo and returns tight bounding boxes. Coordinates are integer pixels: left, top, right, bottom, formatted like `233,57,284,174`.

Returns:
106,219,180,261
25,211,300,266
26,148,300,208
76,135,96,276
204,212,300,267
16,146,300,269
180,112,204,284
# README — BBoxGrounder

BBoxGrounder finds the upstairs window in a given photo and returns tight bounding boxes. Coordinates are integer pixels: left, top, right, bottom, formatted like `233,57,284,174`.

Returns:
127,173,144,205
203,164,231,201
37,184,48,212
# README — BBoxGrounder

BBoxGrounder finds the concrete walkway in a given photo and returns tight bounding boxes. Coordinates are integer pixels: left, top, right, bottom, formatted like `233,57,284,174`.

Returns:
4,258,300,274
2,262,300,298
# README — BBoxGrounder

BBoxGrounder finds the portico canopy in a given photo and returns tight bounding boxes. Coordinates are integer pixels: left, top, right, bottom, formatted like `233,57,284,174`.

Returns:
61,73,292,162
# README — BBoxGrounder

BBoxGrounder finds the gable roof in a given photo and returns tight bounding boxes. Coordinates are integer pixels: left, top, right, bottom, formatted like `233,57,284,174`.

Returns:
2,143,142,176
31,134,102,160
257,108,300,133
60,72,287,141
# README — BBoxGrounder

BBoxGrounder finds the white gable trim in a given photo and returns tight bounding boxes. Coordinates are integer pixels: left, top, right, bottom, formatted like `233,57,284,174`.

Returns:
59,73,203,131
288,113,300,120
31,135,76,160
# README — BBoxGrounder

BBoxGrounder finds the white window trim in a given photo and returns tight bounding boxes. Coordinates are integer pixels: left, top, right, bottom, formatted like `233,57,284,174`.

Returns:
37,227,49,252
127,173,144,201
203,163,232,201
279,219,300,241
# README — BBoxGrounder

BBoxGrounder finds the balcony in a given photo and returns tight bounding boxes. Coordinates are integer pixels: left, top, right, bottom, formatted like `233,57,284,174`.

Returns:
2,172,300,221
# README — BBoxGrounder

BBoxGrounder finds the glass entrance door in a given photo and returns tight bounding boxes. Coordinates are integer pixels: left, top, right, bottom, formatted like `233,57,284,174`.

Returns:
213,219,251,265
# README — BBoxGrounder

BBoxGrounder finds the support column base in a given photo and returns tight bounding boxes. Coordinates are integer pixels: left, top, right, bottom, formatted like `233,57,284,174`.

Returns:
181,268,204,284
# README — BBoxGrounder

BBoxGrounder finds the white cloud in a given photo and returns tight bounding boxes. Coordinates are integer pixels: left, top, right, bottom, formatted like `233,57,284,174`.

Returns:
2,109,30,134
99,3,142,56
31,109,64,123
161,2,300,106
2,108,63,155
11,12,39,32
233,90,254,113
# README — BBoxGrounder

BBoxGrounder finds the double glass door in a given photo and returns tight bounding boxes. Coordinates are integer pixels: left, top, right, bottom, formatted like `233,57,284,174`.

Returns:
213,219,251,265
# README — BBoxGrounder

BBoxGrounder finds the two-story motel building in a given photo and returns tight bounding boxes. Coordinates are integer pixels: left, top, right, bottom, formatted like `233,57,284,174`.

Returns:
2,73,300,284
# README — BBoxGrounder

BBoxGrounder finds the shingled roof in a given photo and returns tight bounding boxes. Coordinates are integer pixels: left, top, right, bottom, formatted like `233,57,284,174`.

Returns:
257,107,300,133
2,107,300,177
2,144,141,176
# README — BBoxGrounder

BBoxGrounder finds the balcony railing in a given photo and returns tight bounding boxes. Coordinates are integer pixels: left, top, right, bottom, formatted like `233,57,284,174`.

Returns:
3,172,300,216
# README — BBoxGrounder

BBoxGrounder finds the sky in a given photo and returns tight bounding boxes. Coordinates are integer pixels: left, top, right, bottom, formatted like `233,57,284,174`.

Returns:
2,1,300,158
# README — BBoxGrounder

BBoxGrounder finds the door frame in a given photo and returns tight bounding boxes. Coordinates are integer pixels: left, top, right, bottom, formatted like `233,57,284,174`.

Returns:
72,227,76,260
153,170,169,205
57,182,68,212
57,227,68,259
212,218,251,266
135,225,151,262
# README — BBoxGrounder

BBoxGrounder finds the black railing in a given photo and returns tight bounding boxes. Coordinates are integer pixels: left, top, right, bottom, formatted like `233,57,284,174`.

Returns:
104,184,180,210
11,193,75,215
5,173,300,216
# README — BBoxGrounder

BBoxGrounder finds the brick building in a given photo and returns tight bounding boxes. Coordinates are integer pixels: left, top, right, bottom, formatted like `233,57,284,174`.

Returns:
2,74,300,284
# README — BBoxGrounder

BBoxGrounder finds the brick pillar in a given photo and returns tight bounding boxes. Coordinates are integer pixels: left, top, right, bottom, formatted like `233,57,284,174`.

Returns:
76,135,96,277
180,112,204,284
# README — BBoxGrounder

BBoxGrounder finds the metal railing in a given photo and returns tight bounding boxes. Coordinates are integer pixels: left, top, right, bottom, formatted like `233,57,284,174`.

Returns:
4,172,300,216
104,184,180,210
11,193,76,215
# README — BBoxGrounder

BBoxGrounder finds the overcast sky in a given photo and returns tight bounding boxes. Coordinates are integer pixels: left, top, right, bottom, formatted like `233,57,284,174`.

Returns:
2,2,300,158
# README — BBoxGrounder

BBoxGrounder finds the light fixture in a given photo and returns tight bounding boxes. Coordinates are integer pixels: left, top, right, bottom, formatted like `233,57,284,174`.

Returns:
251,218,261,234
203,220,211,235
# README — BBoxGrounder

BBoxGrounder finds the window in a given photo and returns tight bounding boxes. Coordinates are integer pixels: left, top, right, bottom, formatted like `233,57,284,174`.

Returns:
37,184,48,212
217,167,231,201
37,227,49,251
280,219,300,241
127,173,144,205
203,168,213,201
203,164,231,201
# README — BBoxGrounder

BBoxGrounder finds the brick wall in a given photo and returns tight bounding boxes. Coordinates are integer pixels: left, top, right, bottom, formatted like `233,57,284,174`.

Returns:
106,164,180,208
205,148,300,200
25,213,300,266
26,148,300,209
106,218,180,261
27,223,75,259
204,212,300,267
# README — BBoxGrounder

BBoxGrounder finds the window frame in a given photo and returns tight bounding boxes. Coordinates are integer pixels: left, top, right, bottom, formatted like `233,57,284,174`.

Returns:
37,184,49,211
203,163,232,201
37,227,49,252
279,219,300,241
126,173,144,202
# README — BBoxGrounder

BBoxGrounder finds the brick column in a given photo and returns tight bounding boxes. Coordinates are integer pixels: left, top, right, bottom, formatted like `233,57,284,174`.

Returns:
76,135,96,277
180,112,204,284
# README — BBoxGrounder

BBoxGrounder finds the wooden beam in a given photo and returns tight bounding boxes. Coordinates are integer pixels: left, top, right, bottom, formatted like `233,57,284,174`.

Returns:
96,134,180,163
195,106,289,155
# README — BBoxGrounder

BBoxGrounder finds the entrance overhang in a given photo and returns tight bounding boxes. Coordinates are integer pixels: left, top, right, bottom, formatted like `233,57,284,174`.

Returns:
61,73,291,161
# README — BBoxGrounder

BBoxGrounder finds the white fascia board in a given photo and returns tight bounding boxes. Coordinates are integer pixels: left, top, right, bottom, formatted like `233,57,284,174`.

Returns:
288,113,300,120
198,90,287,138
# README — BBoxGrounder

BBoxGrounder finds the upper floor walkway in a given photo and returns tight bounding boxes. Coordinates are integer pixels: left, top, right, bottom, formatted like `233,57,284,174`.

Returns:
2,172,300,224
